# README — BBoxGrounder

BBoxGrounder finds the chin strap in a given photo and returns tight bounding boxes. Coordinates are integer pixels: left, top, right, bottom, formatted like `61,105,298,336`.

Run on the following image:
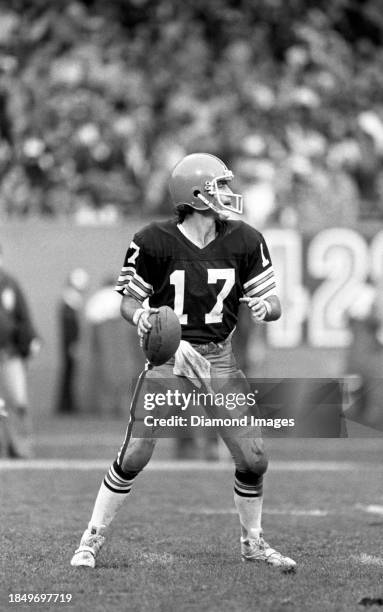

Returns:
196,192,214,206
195,192,222,214
195,191,240,216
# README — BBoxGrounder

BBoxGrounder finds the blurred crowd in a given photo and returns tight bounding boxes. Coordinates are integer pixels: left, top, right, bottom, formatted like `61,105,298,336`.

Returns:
1,0,383,230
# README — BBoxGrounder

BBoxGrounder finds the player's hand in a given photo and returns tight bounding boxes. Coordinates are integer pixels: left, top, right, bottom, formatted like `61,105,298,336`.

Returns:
136,308,159,339
239,297,268,321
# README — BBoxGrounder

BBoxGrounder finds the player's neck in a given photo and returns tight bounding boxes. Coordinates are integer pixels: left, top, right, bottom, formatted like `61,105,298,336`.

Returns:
179,214,217,248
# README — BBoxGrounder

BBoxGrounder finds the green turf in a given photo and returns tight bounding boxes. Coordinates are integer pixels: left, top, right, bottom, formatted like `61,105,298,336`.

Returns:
1,458,383,612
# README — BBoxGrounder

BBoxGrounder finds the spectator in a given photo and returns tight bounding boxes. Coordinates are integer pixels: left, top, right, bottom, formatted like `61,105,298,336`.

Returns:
0,1,383,225
0,244,40,457
344,277,383,430
55,267,89,414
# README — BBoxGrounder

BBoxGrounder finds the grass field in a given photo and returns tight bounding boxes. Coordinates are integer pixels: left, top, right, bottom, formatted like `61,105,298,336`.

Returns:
1,417,383,612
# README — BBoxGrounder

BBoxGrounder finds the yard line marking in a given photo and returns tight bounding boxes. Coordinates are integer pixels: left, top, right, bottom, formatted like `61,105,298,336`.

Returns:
353,553,383,567
135,552,175,565
272,461,360,471
35,434,122,446
33,434,383,450
177,507,329,517
357,504,383,515
0,459,381,471
266,508,329,516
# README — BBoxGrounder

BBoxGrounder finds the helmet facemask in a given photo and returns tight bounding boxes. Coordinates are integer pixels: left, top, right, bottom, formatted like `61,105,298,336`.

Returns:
204,171,243,214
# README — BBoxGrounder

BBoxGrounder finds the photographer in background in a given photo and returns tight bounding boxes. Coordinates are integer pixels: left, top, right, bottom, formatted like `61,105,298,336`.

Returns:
344,276,383,430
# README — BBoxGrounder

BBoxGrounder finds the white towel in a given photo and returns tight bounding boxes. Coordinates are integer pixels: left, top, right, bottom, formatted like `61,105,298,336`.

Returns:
173,340,214,394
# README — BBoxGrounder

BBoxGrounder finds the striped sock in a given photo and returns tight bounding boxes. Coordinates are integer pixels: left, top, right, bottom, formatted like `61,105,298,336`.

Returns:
89,461,138,529
104,460,138,494
233,471,264,540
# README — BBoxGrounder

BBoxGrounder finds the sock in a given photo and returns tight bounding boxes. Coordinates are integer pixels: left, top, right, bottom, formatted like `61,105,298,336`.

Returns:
89,460,138,530
233,471,264,540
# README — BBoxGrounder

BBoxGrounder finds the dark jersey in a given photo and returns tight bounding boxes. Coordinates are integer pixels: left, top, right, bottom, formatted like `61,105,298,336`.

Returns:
115,220,276,344
0,271,37,355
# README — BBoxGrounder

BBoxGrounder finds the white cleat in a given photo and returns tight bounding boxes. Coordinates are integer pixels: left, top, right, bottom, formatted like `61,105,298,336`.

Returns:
241,533,296,572
70,526,105,568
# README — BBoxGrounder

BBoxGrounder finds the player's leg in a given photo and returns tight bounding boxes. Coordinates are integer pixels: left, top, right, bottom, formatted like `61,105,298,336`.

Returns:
208,349,267,546
0,355,33,457
71,362,170,568
70,436,157,568
209,345,296,570
222,432,296,570
221,433,267,539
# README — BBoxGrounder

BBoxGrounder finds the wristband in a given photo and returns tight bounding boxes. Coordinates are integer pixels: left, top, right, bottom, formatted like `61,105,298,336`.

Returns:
133,308,145,326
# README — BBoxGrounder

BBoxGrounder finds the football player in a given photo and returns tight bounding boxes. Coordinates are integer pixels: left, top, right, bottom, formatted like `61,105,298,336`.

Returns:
70,153,296,571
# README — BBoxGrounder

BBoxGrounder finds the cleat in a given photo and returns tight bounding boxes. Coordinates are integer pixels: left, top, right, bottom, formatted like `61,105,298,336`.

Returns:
70,526,105,568
241,533,296,571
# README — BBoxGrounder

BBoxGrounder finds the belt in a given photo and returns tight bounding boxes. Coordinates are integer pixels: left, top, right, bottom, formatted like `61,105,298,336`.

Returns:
190,335,231,356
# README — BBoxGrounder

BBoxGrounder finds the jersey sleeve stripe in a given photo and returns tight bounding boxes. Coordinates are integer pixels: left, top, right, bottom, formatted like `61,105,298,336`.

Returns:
130,273,153,294
243,268,274,291
246,282,277,299
133,274,152,291
245,275,275,297
126,286,146,301
114,271,135,294
116,272,134,285
119,266,135,276
116,279,132,289
125,275,153,301
118,271,153,301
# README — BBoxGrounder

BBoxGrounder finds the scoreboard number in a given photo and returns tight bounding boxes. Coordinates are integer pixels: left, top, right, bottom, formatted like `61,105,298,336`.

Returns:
265,228,383,348
307,228,369,347
370,230,383,282
265,229,308,347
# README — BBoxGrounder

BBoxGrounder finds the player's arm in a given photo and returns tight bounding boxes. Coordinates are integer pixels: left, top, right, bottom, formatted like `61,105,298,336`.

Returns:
240,294,281,322
120,293,158,338
115,236,158,338
241,231,281,323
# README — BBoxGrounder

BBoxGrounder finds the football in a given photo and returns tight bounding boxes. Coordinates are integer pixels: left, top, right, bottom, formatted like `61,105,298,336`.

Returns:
142,306,182,366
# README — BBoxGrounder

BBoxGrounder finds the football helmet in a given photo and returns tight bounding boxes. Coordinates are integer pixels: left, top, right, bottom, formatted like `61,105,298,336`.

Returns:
169,153,243,214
